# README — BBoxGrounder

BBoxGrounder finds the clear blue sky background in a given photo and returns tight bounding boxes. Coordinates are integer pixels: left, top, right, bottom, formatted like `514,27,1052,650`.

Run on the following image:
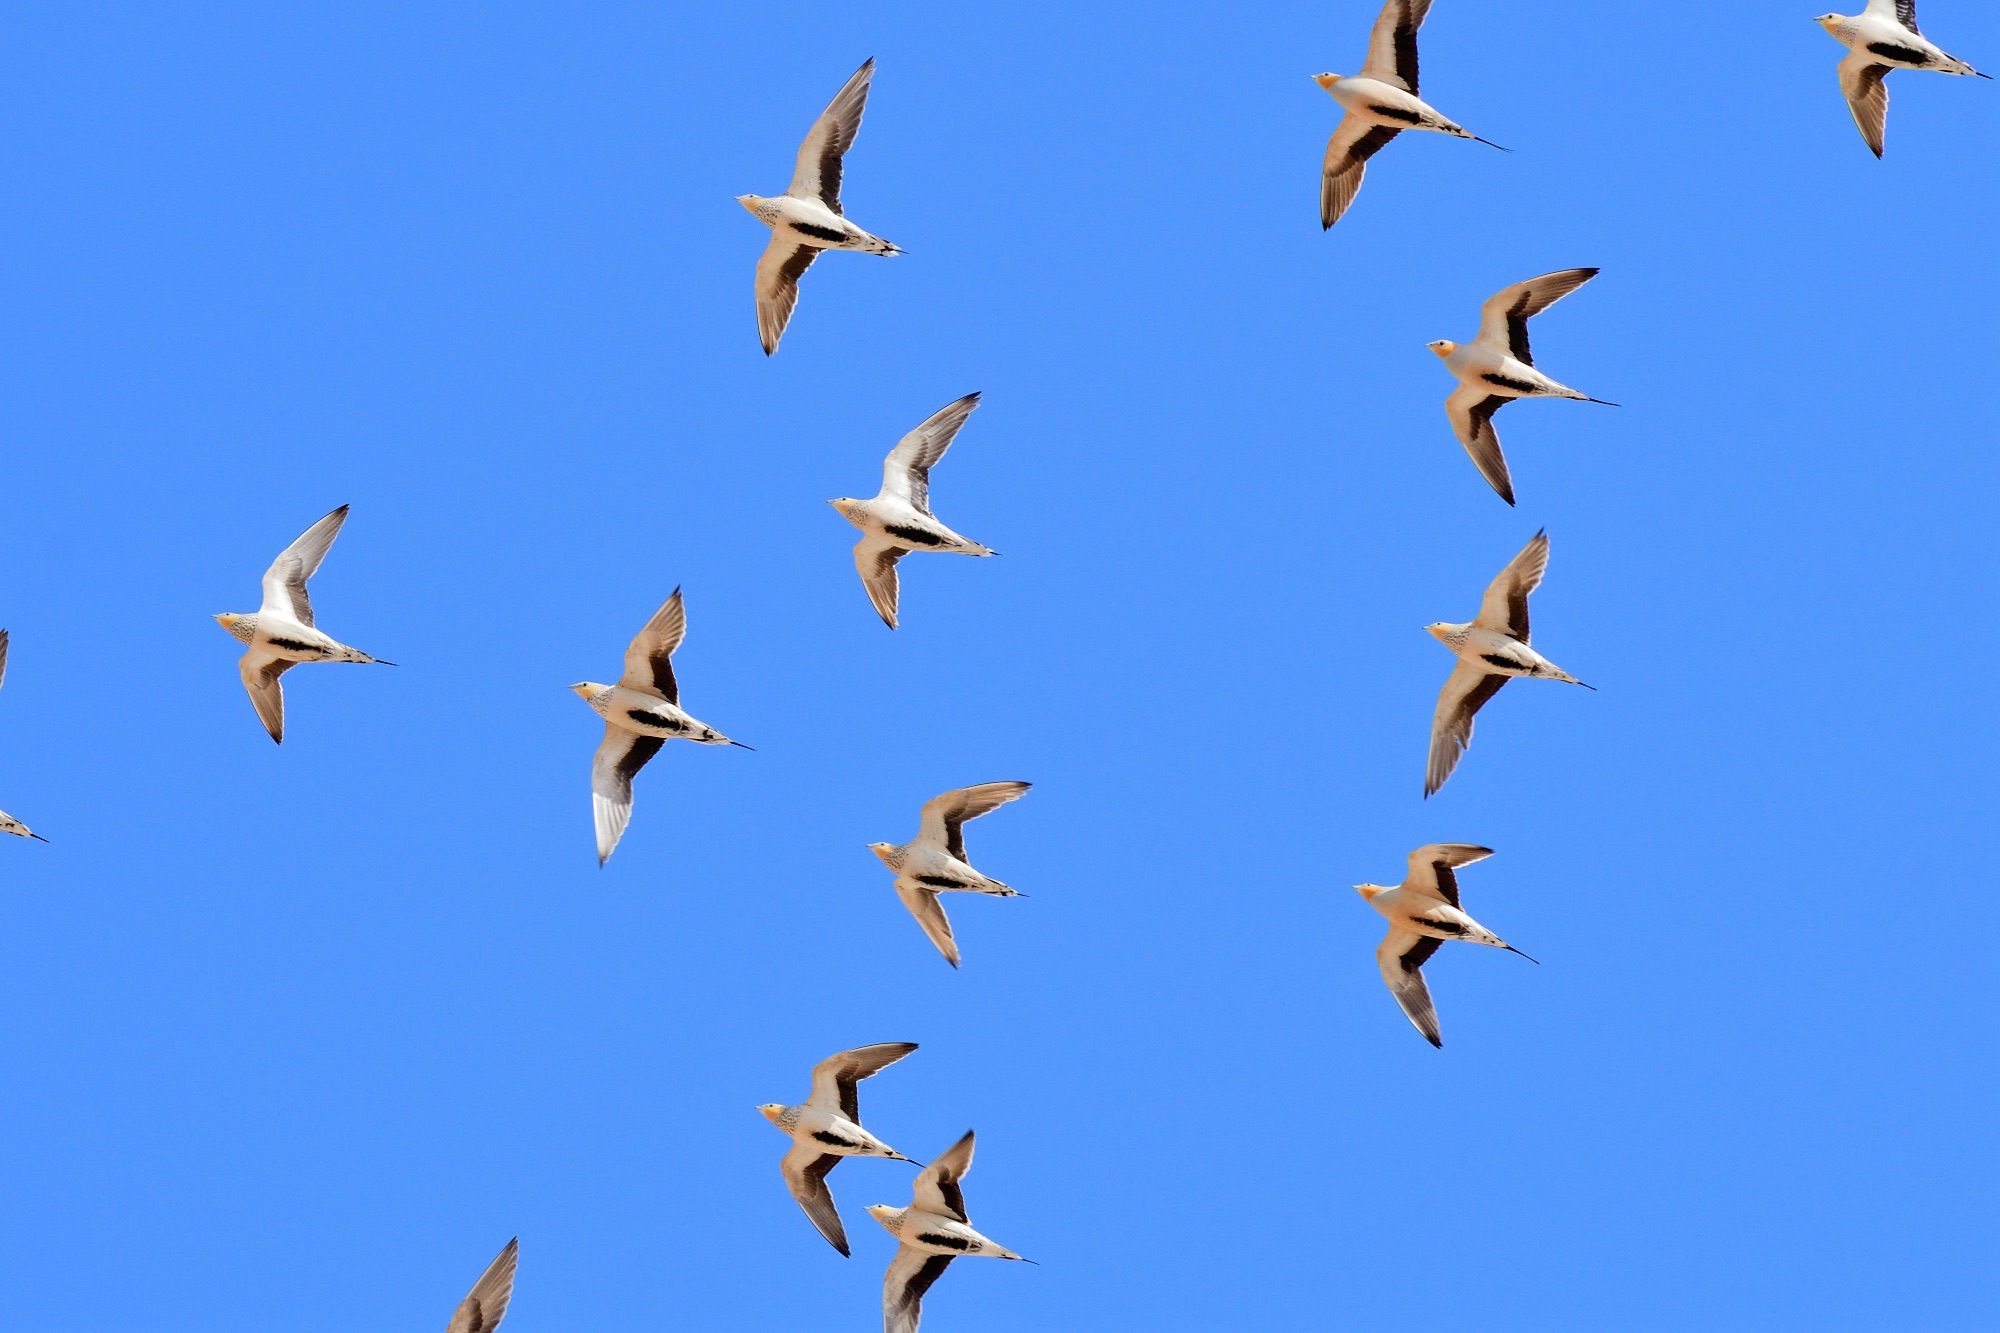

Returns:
0,2,1992,1329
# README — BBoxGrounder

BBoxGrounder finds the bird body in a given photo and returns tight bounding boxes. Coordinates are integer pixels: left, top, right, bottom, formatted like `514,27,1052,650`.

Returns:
832,393,994,629
1317,73,1477,139
871,1131,1030,1333
870,840,1015,897
214,505,392,744
758,1042,920,1257
1817,4,1988,156
870,782,1031,967
571,683,735,745
1356,843,1535,1047
1425,623,1582,685
869,1205,1025,1261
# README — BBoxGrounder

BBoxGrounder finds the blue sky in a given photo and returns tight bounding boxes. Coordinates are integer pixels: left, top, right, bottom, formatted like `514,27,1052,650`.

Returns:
0,1,1993,1329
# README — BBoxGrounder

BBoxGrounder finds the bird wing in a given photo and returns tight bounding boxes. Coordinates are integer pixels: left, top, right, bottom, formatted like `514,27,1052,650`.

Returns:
1402,843,1495,908
896,883,961,968
1426,662,1507,797
806,1041,921,1121
1838,53,1890,159
1377,929,1445,1047
1444,384,1514,506
590,725,664,866
781,1140,851,1256
786,58,874,214
881,392,982,515
1862,0,1910,30
1473,528,1549,641
258,504,349,625
443,1238,518,1333
1358,0,1433,93
617,587,686,702
911,1129,974,1223
884,1246,955,1333
1320,117,1401,230
854,536,907,629
754,235,821,355
0,627,9,692
916,781,1032,862
238,651,293,744
1896,0,1919,33
1472,269,1599,364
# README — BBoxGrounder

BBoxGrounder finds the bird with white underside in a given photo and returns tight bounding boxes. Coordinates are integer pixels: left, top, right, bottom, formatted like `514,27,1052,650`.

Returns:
757,1042,922,1257
443,1237,517,1333
831,392,996,629
1429,268,1616,506
739,58,901,355
569,588,749,866
1314,0,1506,230
1357,843,1536,1047
1816,2,1989,158
213,505,394,745
0,631,46,843
870,782,1031,968
871,1130,1032,1333
1425,530,1591,798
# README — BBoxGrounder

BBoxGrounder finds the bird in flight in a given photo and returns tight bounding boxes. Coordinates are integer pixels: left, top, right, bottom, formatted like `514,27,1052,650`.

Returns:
1355,843,1535,1047
1314,0,1505,230
443,1237,517,1333
757,1042,922,1256
570,588,749,866
830,392,996,629
870,1130,1032,1333
213,505,393,744
870,782,1031,968
739,58,901,355
1425,530,1591,797
1428,268,1616,506
0,631,46,842
1816,2,1988,157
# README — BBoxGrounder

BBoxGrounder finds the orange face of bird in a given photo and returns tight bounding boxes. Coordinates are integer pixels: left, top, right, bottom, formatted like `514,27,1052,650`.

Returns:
1312,72,1341,90
1426,340,1458,359
1354,884,1383,901
755,1104,785,1124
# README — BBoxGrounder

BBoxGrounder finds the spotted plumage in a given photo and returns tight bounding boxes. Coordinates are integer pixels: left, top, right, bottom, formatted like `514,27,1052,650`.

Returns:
757,1043,922,1257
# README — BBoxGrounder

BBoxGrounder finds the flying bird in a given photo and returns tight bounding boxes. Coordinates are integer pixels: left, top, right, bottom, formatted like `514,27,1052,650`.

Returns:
1355,843,1535,1047
213,505,393,744
570,588,749,866
444,1237,517,1333
757,1042,922,1256
0,631,45,842
830,393,996,628
869,1130,1032,1333
1816,3,1988,157
1425,530,1591,797
1313,0,1506,230
870,782,1031,968
738,58,901,355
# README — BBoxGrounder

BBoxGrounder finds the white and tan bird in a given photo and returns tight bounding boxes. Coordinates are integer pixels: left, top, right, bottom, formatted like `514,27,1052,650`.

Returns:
831,393,996,629
757,1042,922,1257
1428,268,1616,506
1314,0,1505,230
443,1237,517,1333
1425,530,1591,798
870,1130,1032,1333
1816,2,1989,157
569,588,748,866
1356,843,1535,1047
870,782,1031,968
213,505,393,744
739,58,901,355
0,631,45,843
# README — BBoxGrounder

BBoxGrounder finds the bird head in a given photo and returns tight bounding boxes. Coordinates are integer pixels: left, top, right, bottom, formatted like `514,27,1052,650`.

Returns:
735,194,766,216
755,1103,787,1124
1423,622,1456,643
1354,884,1386,902
1426,339,1458,359
865,842,900,866
1813,15,1843,31
865,1204,904,1233
1312,73,1342,90
214,613,255,644
569,682,607,700
828,498,862,519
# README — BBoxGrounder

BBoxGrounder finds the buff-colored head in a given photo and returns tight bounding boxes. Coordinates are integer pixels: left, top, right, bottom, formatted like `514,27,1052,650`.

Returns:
214,613,255,644
756,1103,787,1124
865,1204,904,1233
1424,623,1455,643
1813,15,1843,32
1427,339,1458,359
569,682,608,699
1354,883,1386,902
828,498,863,520
866,842,898,866
736,194,768,216
1312,73,1342,91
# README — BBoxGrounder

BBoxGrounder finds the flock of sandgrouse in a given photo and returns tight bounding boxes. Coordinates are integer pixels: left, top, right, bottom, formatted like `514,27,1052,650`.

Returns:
0,2,1981,1329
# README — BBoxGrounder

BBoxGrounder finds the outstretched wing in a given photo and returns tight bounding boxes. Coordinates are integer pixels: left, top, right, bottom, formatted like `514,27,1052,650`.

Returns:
1402,843,1495,908
1320,117,1401,230
238,652,293,744
884,1246,955,1333
0,628,9,692
1838,53,1890,159
781,1140,851,1256
1473,529,1549,641
1472,269,1599,364
854,537,907,629
754,236,821,355
1359,0,1434,93
882,392,982,515
911,1130,975,1223
916,781,1032,862
259,504,349,625
1426,662,1507,797
590,725,664,866
1377,929,1444,1047
1445,384,1514,505
806,1041,921,1122
786,58,874,214
896,882,961,968
618,588,686,702
443,1238,517,1333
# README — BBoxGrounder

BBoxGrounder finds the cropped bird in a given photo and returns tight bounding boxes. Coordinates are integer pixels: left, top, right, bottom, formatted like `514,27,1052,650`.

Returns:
870,1130,1032,1333
831,393,996,628
1429,268,1616,506
739,58,901,355
757,1042,922,1256
569,588,748,866
1314,0,1505,230
1355,843,1535,1047
870,782,1031,968
1425,530,1590,797
213,505,392,744
0,631,45,842
1816,2,1989,157
444,1237,517,1333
